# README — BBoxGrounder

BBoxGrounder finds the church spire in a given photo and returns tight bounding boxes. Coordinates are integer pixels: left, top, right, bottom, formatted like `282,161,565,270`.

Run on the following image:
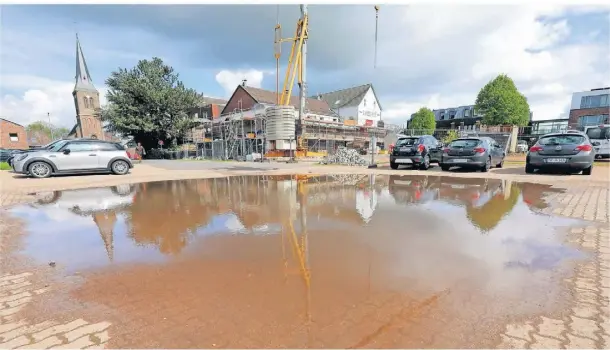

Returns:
74,34,97,93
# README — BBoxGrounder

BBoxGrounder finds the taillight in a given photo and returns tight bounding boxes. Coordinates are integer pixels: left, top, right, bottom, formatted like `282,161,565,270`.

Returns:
443,147,449,153
473,147,485,154
417,144,425,153
576,144,593,152
529,145,543,152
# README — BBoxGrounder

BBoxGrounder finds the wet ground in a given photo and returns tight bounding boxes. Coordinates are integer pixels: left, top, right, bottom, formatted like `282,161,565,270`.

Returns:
4,175,594,348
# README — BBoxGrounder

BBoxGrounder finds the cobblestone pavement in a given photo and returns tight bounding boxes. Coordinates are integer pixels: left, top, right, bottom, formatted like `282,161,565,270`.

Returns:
0,164,609,349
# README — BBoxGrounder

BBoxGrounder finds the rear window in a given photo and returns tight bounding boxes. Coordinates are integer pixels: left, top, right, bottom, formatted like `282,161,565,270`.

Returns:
586,126,610,140
449,139,481,148
539,135,585,146
396,138,420,146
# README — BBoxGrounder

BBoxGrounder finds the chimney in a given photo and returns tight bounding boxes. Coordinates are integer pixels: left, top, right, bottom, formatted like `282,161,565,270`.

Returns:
242,79,247,87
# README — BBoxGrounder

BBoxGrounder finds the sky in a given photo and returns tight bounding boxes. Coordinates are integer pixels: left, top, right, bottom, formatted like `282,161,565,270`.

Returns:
1,3,609,129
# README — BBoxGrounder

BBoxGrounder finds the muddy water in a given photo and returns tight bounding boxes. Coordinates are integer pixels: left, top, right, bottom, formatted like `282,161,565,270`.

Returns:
9,175,589,348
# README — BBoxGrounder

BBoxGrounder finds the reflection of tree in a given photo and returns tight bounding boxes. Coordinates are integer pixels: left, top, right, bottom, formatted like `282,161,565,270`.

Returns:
127,180,219,255
466,185,520,232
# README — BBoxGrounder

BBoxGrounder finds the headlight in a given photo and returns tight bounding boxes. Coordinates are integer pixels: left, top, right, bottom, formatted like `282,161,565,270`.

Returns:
16,154,29,161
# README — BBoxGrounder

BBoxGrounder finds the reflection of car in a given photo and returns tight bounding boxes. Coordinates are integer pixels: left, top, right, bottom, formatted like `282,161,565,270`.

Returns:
525,132,595,175
390,135,443,170
12,139,134,179
516,140,528,153
388,175,440,204
440,137,505,172
32,185,136,214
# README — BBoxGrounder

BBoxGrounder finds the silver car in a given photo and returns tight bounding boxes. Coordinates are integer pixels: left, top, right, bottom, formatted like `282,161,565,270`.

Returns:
525,132,595,175
440,137,506,172
12,139,133,178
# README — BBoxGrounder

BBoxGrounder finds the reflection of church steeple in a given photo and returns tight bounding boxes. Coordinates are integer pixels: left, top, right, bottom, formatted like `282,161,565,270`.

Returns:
93,211,117,262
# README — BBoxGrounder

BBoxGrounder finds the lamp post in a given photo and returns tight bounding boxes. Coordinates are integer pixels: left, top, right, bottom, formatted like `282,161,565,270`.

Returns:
47,112,54,141
368,128,378,168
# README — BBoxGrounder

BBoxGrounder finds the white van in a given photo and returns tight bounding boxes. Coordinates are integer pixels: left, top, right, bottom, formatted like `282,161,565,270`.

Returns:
584,124,610,158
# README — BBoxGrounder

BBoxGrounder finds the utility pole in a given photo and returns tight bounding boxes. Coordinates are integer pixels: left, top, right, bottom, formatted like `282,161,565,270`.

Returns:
47,112,55,141
368,6,380,169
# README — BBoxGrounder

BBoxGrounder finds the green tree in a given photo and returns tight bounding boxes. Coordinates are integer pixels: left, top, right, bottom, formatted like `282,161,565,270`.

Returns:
26,121,70,145
475,74,531,126
409,107,436,134
101,57,200,149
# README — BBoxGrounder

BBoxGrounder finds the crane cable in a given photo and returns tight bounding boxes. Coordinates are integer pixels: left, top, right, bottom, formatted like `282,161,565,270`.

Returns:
374,5,379,69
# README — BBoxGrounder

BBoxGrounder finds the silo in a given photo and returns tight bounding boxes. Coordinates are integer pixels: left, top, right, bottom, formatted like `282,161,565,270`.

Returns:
266,105,296,150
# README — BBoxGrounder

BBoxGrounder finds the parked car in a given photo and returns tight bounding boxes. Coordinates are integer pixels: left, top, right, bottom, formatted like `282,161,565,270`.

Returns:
5,149,28,167
525,132,595,175
11,139,133,178
584,124,610,159
440,137,506,172
516,140,529,153
390,135,443,170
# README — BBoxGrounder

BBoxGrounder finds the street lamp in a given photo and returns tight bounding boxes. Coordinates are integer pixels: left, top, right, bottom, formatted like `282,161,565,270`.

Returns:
368,127,378,169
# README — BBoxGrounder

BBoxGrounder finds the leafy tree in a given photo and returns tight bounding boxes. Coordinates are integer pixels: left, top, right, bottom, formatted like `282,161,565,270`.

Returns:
26,121,70,145
441,129,459,145
409,107,436,134
101,57,200,149
475,74,531,126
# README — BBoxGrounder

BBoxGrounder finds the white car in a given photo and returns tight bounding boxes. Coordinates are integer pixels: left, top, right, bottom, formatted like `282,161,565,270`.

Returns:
516,140,529,153
12,139,133,178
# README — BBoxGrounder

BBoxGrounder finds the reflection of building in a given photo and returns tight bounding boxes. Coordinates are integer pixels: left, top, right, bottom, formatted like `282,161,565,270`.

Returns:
568,87,610,129
93,211,117,261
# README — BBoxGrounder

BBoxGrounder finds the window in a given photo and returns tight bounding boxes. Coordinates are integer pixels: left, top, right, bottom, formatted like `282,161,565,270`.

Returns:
83,96,89,109
539,135,585,145
9,133,18,142
395,138,420,146
95,142,123,151
464,109,470,117
449,139,481,148
578,115,609,127
440,112,445,120
585,126,610,140
373,101,377,108
63,142,97,152
580,94,610,109
363,99,367,107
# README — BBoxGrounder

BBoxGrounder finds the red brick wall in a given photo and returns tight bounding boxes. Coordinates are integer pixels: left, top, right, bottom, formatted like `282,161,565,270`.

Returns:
0,120,29,150
222,88,256,115
568,107,610,128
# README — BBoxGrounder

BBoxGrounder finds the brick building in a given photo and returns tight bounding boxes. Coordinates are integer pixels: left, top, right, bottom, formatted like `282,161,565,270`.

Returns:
568,87,610,129
0,118,29,150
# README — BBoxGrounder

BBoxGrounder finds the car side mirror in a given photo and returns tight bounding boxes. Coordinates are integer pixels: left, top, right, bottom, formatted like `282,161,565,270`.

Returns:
63,149,71,155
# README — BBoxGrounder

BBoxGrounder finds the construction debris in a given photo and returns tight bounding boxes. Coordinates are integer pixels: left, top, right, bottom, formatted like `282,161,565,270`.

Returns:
322,147,368,166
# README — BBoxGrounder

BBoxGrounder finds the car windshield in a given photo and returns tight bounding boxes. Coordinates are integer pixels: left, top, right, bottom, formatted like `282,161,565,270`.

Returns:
48,140,69,152
395,138,420,146
586,126,610,140
539,135,585,146
449,139,481,148
518,140,527,145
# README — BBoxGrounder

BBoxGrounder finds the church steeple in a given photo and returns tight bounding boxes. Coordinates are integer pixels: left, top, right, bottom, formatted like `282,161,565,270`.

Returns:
74,34,97,93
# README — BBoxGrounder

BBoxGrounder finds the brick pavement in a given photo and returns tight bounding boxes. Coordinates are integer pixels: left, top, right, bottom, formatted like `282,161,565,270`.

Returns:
0,163,609,349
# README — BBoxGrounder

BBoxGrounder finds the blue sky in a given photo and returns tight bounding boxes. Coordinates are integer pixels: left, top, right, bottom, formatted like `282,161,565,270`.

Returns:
0,4,609,128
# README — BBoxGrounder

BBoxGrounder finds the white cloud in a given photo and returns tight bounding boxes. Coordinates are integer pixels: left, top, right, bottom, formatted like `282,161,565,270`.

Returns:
0,75,107,128
215,69,265,97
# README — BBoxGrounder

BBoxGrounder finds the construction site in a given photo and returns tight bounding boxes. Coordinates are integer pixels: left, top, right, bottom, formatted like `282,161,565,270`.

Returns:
184,5,392,162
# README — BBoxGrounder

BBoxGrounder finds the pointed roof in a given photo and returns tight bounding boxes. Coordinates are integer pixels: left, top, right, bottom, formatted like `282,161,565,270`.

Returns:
312,83,383,111
74,34,97,93
93,211,116,262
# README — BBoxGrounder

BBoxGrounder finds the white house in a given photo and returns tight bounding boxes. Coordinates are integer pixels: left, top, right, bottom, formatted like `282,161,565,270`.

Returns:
314,83,382,126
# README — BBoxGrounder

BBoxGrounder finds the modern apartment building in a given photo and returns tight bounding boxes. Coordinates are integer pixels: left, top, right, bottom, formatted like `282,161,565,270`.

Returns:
568,87,610,129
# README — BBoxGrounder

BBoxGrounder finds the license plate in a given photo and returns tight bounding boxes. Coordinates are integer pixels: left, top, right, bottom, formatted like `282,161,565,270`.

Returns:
395,159,412,164
399,147,409,152
452,159,467,163
545,158,567,163
451,184,466,189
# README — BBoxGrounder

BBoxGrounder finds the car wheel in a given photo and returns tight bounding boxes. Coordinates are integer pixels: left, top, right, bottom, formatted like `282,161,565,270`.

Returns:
481,157,491,172
582,165,592,176
441,165,450,171
420,155,431,170
525,163,535,174
28,161,52,179
390,162,398,170
111,160,130,175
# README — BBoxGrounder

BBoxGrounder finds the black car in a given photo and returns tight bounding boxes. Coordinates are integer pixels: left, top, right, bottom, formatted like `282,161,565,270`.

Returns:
390,135,443,170
440,137,505,172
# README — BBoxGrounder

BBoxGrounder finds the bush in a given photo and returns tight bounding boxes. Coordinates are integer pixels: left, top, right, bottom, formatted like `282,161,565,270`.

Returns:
0,162,11,171
441,130,459,145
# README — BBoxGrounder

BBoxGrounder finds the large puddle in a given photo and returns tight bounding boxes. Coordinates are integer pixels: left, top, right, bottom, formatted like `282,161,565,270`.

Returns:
8,175,590,348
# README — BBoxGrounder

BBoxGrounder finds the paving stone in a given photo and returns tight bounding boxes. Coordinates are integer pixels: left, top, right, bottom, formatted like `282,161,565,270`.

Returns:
497,334,528,349
0,321,56,343
565,333,597,348
0,273,32,283
55,334,95,349
20,335,64,349
64,322,112,342
537,316,566,340
5,296,32,308
504,322,534,341
572,303,599,319
32,319,89,342
575,277,598,292
530,333,563,349
0,282,31,293
0,306,24,317
0,291,31,303
0,335,30,348
568,315,601,341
